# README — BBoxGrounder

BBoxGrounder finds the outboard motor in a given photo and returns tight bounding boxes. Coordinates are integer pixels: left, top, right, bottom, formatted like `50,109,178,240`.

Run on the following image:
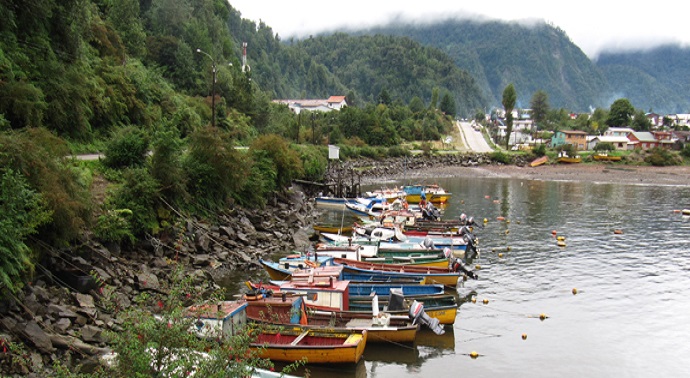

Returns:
409,300,445,335
451,257,478,280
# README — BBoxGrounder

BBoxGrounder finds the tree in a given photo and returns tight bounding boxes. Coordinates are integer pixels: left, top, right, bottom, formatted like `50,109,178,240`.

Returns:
377,88,391,105
529,90,549,128
409,96,425,113
502,84,517,149
606,98,635,127
429,87,439,110
632,109,652,131
0,169,52,292
439,92,456,117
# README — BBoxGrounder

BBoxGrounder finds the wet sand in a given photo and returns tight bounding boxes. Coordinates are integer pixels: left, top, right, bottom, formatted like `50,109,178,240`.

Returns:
383,164,690,187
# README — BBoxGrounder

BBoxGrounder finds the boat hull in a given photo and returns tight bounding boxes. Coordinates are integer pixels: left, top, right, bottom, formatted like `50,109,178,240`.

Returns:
250,326,367,364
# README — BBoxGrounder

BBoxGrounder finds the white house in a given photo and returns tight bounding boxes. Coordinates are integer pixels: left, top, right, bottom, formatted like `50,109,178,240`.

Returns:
588,135,631,150
273,96,348,114
604,127,635,138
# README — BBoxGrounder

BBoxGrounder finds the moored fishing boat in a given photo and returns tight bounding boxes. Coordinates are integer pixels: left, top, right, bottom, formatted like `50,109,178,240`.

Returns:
249,325,368,364
593,153,622,161
332,257,477,285
530,155,548,167
243,292,421,343
403,184,452,204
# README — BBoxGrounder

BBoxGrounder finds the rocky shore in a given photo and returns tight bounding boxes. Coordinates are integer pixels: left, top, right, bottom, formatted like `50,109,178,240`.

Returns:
2,154,688,376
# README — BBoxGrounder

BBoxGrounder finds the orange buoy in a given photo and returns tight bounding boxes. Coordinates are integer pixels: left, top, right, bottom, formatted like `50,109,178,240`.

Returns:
614,229,623,234
497,216,505,221
485,195,491,199
551,230,557,235
521,333,527,340
673,209,681,213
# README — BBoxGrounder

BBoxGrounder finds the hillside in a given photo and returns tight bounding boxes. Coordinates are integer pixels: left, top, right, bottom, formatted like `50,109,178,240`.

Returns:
595,45,690,114
359,19,612,112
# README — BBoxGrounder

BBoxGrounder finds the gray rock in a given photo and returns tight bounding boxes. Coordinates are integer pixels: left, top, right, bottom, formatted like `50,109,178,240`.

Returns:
54,318,71,333
80,325,105,343
24,321,53,353
192,254,211,266
136,271,160,291
48,304,78,319
74,293,95,308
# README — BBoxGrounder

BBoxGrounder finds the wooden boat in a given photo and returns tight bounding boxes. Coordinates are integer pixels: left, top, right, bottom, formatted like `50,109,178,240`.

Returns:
332,257,476,285
530,155,548,167
312,223,354,235
364,187,407,203
403,184,452,204
593,153,622,161
260,257,336,281
314,196,356,210
249,325,367,364
243,294,419,343
556,153,581,163
336,261,464,286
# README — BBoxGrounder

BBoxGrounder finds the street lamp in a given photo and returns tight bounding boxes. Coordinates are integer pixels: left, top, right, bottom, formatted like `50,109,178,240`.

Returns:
196,48,217,128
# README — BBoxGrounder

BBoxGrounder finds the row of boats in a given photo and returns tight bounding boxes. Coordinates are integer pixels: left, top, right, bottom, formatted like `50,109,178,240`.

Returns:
180,184,481,371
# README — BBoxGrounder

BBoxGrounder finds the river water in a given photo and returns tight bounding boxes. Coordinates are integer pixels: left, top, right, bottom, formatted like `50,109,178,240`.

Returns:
246,175,690,377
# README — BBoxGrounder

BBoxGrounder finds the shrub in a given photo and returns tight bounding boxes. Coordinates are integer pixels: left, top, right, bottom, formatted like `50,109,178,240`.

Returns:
490,151,513,164
594,142,615,152
0,168,52,292
250,135,304,190
183,127,250,212
387,145,411,158
109,168,160,236
681,144,690,159
297,145,328,182
102,126,150,169
644,147,681,166
532,143,547,157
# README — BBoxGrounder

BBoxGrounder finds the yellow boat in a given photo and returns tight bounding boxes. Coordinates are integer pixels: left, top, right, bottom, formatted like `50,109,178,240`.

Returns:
593,154,622,161
250,325,367,364
556,156,582,164
529,156,548,167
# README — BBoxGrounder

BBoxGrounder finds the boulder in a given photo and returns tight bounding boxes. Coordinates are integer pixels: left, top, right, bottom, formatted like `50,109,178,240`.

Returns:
136,271,160,291
80,325,105,343
24,321,53,353
74,293,95,309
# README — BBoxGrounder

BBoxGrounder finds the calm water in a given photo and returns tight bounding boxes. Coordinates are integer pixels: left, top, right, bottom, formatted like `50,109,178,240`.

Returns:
247,175,690,377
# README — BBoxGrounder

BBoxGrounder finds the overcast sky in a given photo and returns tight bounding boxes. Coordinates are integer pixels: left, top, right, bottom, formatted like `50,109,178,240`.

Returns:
228,0,689,58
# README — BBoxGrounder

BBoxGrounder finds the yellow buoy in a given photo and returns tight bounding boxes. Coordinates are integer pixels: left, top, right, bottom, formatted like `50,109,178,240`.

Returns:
505,229,510,235
470,351,479,359
475,264,481,270
461,200,465,204
483,218,488,223
557,240,566,247
572,288,578,295
506,219,511,224
483,299,489,304
521,333,527,340
471,297,477,303
498,253,504,258
517,220,521,224
539,313,548,320
556,236,566,241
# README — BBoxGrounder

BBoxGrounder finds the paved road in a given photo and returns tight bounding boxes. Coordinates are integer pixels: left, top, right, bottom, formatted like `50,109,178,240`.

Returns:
457,121,493,153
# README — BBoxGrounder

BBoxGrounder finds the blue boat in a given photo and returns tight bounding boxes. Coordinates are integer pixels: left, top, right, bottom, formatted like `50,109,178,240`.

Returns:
347,282,446,297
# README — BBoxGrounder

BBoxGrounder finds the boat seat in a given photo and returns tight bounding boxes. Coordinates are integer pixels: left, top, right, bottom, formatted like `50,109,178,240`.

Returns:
290,330,310,345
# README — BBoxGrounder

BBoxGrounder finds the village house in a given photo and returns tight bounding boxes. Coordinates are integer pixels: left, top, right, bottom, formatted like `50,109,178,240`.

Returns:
551,130,588,150
627,131,659,150
272,95,348,114
587,135,631,150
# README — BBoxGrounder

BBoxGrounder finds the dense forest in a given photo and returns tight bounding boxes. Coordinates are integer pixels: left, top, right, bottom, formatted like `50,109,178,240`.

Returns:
357,19,690,114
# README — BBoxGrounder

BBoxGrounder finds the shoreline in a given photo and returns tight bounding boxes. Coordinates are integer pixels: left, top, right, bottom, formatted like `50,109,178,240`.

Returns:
371,163,690,187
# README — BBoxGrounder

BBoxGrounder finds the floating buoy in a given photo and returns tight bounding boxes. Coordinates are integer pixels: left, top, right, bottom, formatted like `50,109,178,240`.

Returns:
498,253,504,258
521,333,527,340
505,229,510,235
516,220,521,224
493,200,500,204
572,288,578,295
539,313,548,320
557,240,566,247
483,218,488,223
556,236,566,241
475,264,481,270
673,209,681,213
485,195,491,199
506,219,511,224
461,200,465,204
470,351,479,359
471,297,477,304
551,230,557,235
497,216,505,221
506,246,512,251
483,299,489,304
614,229,623,234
